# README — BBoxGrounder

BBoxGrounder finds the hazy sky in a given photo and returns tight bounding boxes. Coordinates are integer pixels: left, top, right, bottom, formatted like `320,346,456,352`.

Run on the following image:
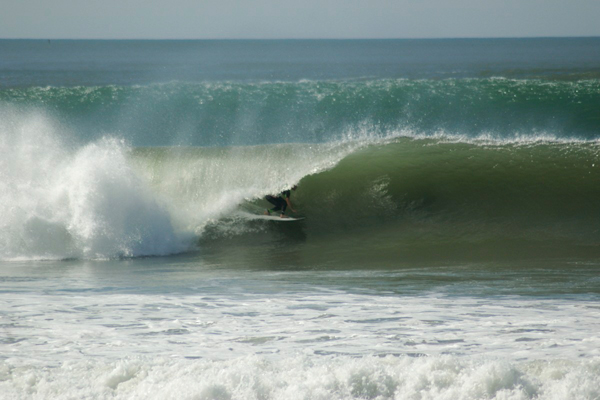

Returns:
2,0,599,39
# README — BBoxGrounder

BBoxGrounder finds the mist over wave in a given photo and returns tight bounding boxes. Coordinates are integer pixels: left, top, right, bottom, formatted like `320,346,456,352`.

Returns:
2,79,599,147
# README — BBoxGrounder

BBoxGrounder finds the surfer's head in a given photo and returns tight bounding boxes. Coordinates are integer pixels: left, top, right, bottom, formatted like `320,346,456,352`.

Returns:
291,185,298,191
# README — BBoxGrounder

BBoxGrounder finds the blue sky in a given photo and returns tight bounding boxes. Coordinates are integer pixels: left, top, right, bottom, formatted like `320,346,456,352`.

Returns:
2,0,599,39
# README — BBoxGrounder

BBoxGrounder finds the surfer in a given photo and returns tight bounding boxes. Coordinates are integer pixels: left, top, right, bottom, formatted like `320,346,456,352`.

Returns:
264,186,297,218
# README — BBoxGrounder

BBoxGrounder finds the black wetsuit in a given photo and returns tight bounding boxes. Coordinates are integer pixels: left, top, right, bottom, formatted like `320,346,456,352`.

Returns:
266,190,291,215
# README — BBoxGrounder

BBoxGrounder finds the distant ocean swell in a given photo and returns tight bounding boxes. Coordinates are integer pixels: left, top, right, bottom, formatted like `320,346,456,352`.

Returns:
1,78,599,146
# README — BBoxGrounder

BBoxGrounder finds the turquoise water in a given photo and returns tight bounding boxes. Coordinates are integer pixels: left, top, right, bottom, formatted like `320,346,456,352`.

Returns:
2,79,600,146
1,39,600,399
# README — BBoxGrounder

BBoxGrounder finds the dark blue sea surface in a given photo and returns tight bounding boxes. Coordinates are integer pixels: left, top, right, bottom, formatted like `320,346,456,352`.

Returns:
2,38,600,87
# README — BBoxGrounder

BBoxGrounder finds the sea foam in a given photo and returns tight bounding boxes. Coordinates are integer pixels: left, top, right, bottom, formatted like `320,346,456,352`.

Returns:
0,109,186,260
2,355,599,400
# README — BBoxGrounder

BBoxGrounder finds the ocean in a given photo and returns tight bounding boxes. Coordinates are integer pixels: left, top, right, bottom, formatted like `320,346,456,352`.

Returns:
1,38,600,399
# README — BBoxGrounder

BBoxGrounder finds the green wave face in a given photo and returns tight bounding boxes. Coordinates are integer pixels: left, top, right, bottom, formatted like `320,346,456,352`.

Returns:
132,139,600,263
292,140,600,241
2,79,600,146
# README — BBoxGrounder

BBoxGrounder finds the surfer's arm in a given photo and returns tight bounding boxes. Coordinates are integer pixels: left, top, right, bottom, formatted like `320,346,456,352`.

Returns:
285,197,296,213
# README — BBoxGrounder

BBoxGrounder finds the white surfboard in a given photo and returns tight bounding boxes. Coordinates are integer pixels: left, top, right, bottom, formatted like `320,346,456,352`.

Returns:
254,214,305,222
237,211,304,222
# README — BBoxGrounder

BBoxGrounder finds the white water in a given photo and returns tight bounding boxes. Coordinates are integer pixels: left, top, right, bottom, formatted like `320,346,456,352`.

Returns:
0,110,189,260
3,355,600,400
2,265,600,399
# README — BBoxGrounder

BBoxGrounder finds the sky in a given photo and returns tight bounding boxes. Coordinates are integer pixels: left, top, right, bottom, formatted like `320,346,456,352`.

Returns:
1,0,599,39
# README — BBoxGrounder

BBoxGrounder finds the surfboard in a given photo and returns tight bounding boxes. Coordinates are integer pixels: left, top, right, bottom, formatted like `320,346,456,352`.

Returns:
252,214,305,222
237,211,304,222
